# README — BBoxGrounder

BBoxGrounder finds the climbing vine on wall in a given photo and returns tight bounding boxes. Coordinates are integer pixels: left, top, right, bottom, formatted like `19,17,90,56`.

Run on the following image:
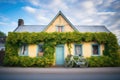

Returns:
4,32,119,67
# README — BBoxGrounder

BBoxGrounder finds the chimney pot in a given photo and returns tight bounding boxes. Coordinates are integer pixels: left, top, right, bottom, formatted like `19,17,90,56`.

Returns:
18,19,24,26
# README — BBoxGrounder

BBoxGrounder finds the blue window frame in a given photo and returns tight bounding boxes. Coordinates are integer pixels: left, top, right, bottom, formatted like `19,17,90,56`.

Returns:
92,44,100,56
37,44,44,57
56,26,64,32
74,44,82,56
19,44,28,56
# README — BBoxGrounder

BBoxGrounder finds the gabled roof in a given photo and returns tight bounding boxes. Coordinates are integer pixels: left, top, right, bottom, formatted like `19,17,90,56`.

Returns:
14,11,110,33
43,11,78,31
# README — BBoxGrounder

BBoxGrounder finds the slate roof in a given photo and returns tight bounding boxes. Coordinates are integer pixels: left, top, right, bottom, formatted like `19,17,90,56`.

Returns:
14,25,46,32
75,25,110,32
14,25,110,33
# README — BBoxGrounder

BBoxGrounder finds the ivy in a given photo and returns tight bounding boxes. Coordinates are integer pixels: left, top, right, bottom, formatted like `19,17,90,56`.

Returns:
4,32,119,67
67,42,72,55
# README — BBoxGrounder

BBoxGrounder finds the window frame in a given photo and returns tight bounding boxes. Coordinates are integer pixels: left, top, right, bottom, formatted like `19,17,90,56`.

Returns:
37,44,44,57
91,44,100,56
56,25,64,32
74,44,82,56
19,44,28,56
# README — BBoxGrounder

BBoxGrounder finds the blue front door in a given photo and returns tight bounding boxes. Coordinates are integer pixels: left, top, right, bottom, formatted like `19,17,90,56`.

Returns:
56,45,64,65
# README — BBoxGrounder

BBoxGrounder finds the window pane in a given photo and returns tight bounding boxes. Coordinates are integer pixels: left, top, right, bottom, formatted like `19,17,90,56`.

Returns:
38,44,43,52
38,44,44,57
58,26,61,32
75,45,82,55
92,45,99,55
57,26,64,32
20,44,28,56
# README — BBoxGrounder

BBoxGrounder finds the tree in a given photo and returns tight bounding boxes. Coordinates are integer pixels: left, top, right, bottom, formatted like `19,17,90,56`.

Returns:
0,31,6,36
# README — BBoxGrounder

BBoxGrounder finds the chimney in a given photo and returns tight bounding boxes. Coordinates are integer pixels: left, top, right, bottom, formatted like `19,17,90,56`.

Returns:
18,19,24,26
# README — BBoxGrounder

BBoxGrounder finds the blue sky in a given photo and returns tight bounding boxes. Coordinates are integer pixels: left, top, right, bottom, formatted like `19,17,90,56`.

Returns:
0,0,120,44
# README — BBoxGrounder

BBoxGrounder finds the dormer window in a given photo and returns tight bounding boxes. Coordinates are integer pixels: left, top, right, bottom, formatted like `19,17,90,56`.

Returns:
56,26,64,32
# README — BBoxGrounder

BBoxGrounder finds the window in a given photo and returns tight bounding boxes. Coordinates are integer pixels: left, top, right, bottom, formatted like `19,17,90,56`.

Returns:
56,26,64,32
0,43,5,51
38,44,44,52
20,44,28,56
37,44,44,56
92,44,100,55
75,44,82,56
0,47,5,51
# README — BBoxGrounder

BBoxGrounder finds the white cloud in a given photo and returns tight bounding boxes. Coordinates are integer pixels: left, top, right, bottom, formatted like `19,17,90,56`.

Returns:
22,6,36,13
0,20,17,35
0,22,8,25
28,0,69,13
28,0,40,6
0,16,9,21
47,0,68,12
109,20,120,30
97,12,116,15
104,0,115,7
0,21,17,27
94,0,103,5
22,6,51,24
66,0,78,3
112,29,120,44
80,19,94,24
81,0,97,14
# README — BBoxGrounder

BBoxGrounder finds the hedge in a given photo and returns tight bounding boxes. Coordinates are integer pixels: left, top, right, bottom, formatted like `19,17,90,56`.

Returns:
4,32,120,67
87,56,120,67
3,56,53,67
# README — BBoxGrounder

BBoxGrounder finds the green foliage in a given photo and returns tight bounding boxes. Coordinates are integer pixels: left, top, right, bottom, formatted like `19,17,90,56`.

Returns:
67,43,72,55
4,32,119,67
87,56,120,67
0,31,6,36
3,56,53,67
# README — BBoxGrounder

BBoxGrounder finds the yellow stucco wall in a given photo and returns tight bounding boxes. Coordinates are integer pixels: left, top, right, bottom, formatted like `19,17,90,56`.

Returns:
82,42,104,58
18,42,104,66
45,15,74,32
28,44,37,57
26,42,104,58
63,42,104,58
19,43,104,63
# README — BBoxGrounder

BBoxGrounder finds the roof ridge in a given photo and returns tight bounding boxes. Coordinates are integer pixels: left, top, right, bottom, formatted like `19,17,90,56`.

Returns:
74,25,106,26
22,24,46,26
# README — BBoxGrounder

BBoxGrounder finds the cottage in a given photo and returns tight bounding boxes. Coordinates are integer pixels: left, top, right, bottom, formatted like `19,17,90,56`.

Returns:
14,11,110,66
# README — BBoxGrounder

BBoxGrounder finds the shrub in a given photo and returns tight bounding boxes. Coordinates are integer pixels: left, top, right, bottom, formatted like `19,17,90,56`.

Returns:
3,56,53,67
87,56,120,67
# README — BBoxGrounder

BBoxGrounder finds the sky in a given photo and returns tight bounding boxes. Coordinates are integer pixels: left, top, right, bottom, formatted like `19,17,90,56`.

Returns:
0,0,120,44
